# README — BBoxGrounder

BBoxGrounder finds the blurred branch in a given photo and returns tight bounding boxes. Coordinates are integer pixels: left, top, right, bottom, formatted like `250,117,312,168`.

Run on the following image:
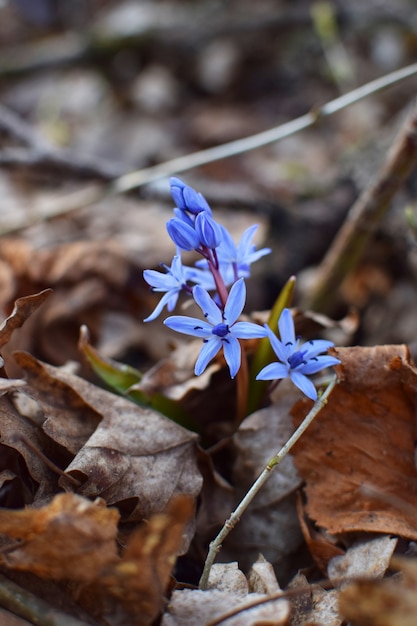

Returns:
1,63,417,236
0,573,96,626
303,99,417,314
0,104,125,179
112,62,417,193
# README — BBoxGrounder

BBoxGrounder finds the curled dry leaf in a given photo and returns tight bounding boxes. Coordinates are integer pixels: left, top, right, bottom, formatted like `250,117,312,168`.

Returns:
0,289,52,352
0,390,61,507
0,492,194,626
0,492,119,581
93,494,195,626
14,352,202,534
328,535,398,582
163,560,289,626
338,556,417,626
291,345,417,539
162,590,289,626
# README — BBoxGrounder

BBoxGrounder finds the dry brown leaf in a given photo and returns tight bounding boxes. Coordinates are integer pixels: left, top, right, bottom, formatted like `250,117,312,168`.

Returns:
296,494,345,574
0,493,194,626
0,391,61,506
0,289,52,352
13,353,202,529
94,495,195,626
0,492,119,581
162,588,290,626
338,556,417,626
291,345,417,539
14,352,101,456
328,535,397,582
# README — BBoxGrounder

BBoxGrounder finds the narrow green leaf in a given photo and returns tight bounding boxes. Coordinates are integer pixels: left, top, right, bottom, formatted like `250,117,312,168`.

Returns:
246,275,296,416
79,326,199,433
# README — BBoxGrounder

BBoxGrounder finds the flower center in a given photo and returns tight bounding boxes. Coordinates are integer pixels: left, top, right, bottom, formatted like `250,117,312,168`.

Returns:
212,323,229,338
288,350,307,369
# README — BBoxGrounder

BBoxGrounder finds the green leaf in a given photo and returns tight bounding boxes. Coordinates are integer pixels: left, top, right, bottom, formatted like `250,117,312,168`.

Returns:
78,326,199,433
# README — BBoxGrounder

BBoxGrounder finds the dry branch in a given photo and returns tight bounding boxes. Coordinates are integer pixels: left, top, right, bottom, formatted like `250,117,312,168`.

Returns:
304,99,417,314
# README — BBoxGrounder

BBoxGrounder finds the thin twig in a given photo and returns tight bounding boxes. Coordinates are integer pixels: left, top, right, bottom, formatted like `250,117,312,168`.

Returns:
304,98,417,314
198,375,338,590
112,62,417,194
2,63,417,236
0,573,95,626
0,103,125,180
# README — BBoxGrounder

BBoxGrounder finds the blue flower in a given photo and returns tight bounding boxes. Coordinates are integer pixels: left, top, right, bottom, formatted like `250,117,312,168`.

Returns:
143,255,191,322
195,212,223,249
256,308,340,400
170,177,212,215
196,224,271,284
166,217,201,251
164,278,267,378
218,224,271,275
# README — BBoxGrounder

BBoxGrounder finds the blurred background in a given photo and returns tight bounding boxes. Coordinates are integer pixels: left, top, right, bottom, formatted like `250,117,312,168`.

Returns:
0,0,417,371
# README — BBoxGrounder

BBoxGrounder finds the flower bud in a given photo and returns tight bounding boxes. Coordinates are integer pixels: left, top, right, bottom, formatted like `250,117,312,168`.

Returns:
166,218,200,251
195,212,223,249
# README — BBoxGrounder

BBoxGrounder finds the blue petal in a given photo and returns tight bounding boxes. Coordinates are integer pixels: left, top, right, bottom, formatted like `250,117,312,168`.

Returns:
143,269,179,291
278,308,296,347
256,362,289,381
164,315,212,337
144,291,174,322
184,266,216,290
244,247,271,265
183,186,212,215
302,339,335,360
195,338,221,375
290,371,317,400
170,255,185,280
224,278,246,324
193,285,222,325
223,336,241,378
264,325,289,363
237,224,258,258
231,321,268,339
298,355,341,375
216,225,237,262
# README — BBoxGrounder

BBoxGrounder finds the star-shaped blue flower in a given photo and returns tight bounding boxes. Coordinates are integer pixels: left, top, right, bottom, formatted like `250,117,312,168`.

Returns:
256,308,340,400
164,278,267,378
143,255,190,322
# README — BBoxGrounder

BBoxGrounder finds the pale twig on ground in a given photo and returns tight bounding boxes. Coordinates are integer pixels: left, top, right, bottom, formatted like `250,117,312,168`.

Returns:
113,62,417,194
304,99,417,314
2,63,417,236
0,103,124,179
0,573,95,626
198,375,338,590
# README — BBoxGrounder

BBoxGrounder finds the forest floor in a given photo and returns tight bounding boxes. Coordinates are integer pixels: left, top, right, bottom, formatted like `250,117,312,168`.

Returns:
0,1,417,625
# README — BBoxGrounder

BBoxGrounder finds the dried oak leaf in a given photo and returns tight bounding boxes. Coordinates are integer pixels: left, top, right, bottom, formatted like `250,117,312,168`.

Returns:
91,495,194,626
0,391,60,507
14,353,202,529
0,492,119,582
0,493,194,626
13,352,101,456
291,345,417,539
0,290,52,353
338,556,417,626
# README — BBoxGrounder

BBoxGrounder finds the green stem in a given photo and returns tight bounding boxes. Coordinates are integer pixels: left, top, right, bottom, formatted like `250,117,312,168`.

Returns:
199,374,338,590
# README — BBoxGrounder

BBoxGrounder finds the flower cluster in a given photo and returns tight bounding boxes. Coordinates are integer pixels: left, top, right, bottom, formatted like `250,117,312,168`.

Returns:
144,178,340,397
